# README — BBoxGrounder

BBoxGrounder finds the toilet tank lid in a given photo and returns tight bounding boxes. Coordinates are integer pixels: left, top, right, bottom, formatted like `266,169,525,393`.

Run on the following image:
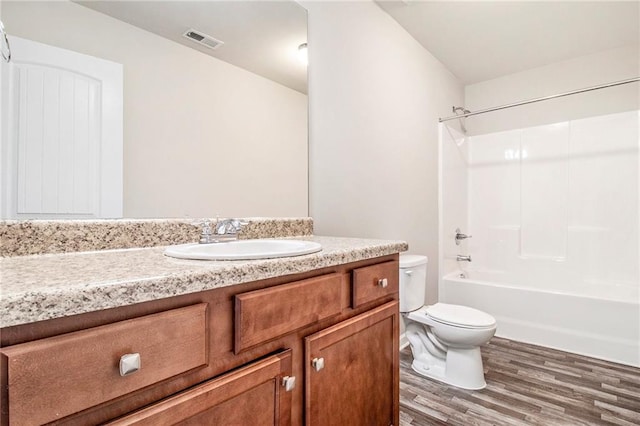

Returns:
400,254,428,268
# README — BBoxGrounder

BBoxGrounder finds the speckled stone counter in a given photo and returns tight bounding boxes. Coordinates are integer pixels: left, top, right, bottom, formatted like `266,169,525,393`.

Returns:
0,218,314,257
1,236,408,328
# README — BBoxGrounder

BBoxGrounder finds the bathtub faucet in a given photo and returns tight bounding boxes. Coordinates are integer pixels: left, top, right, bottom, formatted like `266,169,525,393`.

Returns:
456,255,472,262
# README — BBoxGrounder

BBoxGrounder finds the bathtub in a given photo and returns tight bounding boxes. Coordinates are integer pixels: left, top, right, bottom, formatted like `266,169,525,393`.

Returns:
440,270,640,367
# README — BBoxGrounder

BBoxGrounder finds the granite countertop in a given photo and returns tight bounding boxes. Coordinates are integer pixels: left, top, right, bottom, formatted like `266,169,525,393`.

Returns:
1,236,408,328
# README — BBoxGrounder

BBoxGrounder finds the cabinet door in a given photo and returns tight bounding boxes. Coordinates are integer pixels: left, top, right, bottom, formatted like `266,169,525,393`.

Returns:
108,350,293,426
305,301,399,426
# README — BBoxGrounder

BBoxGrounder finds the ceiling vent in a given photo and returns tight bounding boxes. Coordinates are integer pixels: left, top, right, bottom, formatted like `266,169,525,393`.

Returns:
182,29,224,50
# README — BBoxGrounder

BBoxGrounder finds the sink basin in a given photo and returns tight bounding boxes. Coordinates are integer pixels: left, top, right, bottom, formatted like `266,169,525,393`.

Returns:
164,239,322,261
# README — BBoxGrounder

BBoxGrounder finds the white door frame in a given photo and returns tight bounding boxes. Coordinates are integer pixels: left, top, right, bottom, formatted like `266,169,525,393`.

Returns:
1,36,123,219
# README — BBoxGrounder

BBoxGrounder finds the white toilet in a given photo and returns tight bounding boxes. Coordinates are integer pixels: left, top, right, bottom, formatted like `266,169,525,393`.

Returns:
400,254,496,390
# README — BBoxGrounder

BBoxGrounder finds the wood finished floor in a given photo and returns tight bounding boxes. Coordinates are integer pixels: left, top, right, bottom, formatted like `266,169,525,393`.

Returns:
399,337,640,426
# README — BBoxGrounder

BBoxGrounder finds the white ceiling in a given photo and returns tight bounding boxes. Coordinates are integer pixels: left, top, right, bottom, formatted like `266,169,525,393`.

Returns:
76,1,308,93
376,1,640,85
74,1,638,91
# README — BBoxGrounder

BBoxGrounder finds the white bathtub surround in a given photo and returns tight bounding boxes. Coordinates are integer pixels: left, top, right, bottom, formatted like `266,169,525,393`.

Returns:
439,110,640,366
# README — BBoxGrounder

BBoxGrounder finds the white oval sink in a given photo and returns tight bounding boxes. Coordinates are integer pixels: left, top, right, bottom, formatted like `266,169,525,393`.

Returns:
164,239,322,261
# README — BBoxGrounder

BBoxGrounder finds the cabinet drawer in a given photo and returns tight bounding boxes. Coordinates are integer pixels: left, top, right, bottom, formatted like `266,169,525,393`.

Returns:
1,303,208,426
107,350,293,426
352,261,399,308
235,273,343,353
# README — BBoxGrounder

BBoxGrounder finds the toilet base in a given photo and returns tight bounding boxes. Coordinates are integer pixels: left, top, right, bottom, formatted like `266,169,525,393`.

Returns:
411,347,487,390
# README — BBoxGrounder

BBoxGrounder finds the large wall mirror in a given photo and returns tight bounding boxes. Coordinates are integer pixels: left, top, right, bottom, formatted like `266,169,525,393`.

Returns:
0,1,308,219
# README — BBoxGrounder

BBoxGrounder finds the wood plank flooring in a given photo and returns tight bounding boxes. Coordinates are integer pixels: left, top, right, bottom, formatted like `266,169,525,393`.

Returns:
399,337,640,426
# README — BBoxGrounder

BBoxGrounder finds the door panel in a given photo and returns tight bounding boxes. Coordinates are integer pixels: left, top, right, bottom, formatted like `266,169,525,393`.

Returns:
17,64,100,215
1,36,122,218
305,301,399,426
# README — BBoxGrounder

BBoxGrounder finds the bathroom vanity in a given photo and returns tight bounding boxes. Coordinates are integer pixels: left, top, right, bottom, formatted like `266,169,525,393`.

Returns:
0,220,406,425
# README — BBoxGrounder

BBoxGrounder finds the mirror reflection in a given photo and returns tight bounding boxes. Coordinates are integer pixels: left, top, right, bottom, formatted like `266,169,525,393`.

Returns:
0,0,308,220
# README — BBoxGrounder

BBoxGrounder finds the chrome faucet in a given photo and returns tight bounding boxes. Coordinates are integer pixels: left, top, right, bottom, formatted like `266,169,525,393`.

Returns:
214,218,248,237
197,218,248,244
455,228,472,245
198,219,215,244
456,255,472,262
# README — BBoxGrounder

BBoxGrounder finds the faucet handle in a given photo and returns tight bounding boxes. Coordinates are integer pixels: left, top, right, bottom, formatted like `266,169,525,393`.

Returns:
192,218,212,230
191,219,217,244
214,218,248,235
455,228,472,245
229,219,248,232
214,218,231,235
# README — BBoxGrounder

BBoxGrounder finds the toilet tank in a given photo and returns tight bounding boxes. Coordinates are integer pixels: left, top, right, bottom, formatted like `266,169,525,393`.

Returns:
399,254,428,313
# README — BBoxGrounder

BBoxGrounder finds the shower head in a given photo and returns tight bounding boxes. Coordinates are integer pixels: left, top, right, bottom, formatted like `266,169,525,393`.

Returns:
451,106,470,133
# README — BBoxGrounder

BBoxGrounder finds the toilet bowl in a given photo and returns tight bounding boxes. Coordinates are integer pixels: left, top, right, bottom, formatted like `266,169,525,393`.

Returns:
400,254,496,390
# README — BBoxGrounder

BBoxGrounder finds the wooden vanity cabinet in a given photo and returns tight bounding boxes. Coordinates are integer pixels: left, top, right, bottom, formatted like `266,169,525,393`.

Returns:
0,254,399,426
107,350,293,426
305,302,399,426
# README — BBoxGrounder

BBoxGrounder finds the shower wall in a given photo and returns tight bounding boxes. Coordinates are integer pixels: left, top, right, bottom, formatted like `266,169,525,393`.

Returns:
438,124,468,279
439,109,639,365
439,39,640,366
467,110,638,300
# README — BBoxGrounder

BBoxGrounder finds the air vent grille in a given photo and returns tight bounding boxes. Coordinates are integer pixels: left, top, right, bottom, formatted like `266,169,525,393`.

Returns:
183,29,224,50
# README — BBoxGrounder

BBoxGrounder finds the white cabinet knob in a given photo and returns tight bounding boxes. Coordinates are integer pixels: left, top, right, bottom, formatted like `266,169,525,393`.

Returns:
281,376,296,392
311,357,325,372
378,278,388,288
119,353,141,377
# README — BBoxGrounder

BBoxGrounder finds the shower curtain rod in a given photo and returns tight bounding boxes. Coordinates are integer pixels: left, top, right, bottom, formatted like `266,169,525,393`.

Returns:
439,77,640,122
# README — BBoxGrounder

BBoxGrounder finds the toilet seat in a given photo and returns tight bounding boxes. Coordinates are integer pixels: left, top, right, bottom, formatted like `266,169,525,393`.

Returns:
427,303,496,328
409,303,496,329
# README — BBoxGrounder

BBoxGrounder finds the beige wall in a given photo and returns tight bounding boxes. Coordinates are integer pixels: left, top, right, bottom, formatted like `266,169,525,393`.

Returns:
304,0,464,304
465,45,640,135
2,1,308,218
